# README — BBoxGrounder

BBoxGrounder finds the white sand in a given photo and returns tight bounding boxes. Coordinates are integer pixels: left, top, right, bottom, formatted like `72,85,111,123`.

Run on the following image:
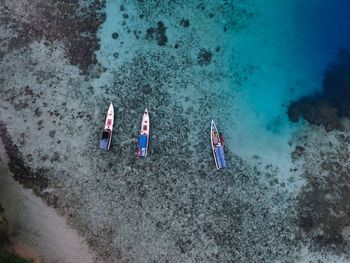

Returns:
0,139,99,263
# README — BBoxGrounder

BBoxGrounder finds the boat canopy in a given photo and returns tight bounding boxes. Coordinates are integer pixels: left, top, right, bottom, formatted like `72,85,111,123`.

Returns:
99,138,109,150
99,129,111,150
215,145,226,169
101,129,110,139
137,134,148,157
138,134,148,149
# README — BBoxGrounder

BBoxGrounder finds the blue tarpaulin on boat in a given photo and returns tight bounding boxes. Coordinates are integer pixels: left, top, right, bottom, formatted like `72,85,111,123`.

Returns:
138,134,148,157
215,145,226,169
99,138,109,150
138,134,148,149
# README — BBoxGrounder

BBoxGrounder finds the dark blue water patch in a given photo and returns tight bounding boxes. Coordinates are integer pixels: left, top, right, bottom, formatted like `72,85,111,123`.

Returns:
323,49,350,116
287,0,350,130
315,0,350,50
288,49,350,131
296,0,350,69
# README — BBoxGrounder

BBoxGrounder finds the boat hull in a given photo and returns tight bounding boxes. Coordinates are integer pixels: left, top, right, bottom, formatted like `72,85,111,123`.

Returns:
100,103,114,151
211,120,226,170
137,109,150,157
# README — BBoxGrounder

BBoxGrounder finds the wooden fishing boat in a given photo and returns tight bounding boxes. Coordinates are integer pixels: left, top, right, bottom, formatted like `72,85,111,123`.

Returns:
211,120,226,170
99,103,114,150
136,108,150,157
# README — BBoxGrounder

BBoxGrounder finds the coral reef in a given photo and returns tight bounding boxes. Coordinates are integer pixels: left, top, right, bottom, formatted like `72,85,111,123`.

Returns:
146,21,168,46
1,0,349,262
0,41,300,262
288,97,343,131
0,0,105,73
0,122,48,196
197,48,213,65
180,18,190,28
292,126,350,254
288,50,350,131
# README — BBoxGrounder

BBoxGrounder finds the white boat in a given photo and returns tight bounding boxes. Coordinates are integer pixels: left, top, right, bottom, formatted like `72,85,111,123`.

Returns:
99,103,114,150
136,108,150,157
211,120,226,170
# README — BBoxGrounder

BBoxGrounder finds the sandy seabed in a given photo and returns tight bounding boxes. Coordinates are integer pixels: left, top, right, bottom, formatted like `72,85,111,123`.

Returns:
0,139,98,263
1,0,350,262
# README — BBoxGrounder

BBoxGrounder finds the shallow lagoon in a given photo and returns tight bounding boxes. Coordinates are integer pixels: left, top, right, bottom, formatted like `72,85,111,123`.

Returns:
96,0,350,171
1,0,350,262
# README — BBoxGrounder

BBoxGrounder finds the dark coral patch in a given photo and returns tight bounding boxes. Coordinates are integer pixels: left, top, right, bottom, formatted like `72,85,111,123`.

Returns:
146,21,168,46
297,157,350,252
34,107,43,117
287,49,350,131
197,48,212,65
288,97,343,131
180,19,190,28
49,130,56,138
112,32,119,39
1,0,106,73
0,122,48,195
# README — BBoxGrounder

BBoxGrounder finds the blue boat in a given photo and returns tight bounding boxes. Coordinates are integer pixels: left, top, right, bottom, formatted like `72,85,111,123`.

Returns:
136,109,150,157
211,120,226,170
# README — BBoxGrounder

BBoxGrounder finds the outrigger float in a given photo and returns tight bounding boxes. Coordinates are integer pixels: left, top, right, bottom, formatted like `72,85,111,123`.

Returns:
211,120,226,170
136,108,150,157
99,103,114,151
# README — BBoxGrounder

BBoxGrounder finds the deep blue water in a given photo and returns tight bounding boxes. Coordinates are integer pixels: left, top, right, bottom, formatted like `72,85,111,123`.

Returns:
298,0,350,72
288,0,350,120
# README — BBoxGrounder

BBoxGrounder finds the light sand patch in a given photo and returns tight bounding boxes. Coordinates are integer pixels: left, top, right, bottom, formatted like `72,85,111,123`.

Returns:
288,245,350,263
0,139,99,263
12,242,41,263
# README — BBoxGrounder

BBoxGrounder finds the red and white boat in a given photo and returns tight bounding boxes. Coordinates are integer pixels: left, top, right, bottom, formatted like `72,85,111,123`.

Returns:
136,108,150,157
99,103,114,150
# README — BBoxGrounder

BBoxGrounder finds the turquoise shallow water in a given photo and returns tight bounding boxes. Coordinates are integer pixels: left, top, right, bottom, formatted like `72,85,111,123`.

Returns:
214,0,350,167
95,0,350,170
244,0,350,110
